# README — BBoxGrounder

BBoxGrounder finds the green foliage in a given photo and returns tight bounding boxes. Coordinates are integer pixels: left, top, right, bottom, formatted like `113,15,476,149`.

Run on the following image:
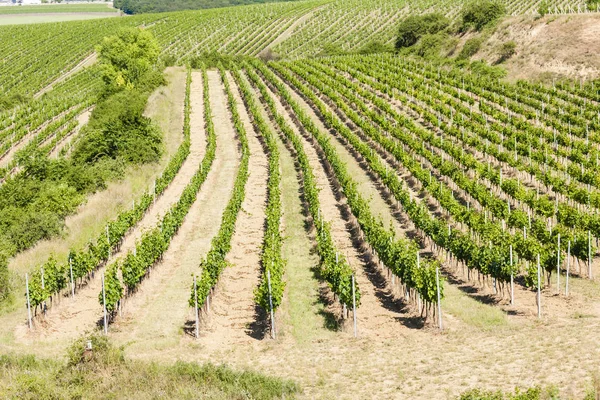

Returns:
189,52,252,70
357,40,394,55
459,386,561,399
0,93,29,112
461,0,506,31
71,90,163,165
588,0,600,11
0,252,9,304
469,60,507,78
396,13,450,48
97,27,161,94
0,335,298,398
498,41,517,62
414,33,448,58
458,36,484,60
537,0,550,16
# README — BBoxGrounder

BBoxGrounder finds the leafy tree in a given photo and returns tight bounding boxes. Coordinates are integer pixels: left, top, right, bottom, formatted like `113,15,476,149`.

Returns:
461,0,506,31
97,28,160,93
396,13,449,48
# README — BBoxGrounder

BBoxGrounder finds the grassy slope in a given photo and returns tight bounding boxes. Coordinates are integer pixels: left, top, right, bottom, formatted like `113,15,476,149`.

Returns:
0,334,298,399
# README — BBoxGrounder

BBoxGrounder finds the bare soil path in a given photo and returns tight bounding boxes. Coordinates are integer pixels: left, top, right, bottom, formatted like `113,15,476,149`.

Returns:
110,69,240,355
194,71,268,352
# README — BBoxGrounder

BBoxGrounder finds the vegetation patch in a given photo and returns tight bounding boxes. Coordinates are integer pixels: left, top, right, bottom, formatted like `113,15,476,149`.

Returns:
0,334,299,399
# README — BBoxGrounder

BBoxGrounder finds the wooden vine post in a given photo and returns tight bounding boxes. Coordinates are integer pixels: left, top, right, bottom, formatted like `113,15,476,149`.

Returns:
509,245,514,305
566,240,571,297
69,257,75,299
557,233,561,295
194,276,199,339
267,270,275,339
25,273,32,330
436,266,443,330
588,231,592,279
102,273,108,335
352,274,357,338
536,254,541,319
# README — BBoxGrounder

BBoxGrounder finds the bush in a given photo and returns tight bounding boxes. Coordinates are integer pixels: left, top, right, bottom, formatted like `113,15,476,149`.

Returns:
0,93,29,112
72,90,162,165
469,60,507,79
358,40,393,55
458,36,484,59
0,252,9,304
414,33,447,58
461,0,506,31
97,28,161,95
498,40,516,62
588,0,600,11
537,0,549,16
396,13,449,48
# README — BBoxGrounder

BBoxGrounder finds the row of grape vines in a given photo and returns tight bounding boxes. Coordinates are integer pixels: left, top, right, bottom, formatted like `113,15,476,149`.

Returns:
99,67,217,314
25,68,194,314
269,53,598,295
255,61,444,312
243,61,360,311
187,67,249,311
231,67,286,315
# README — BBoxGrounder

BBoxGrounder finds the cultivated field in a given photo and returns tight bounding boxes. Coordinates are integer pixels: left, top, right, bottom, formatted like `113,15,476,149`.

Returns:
1,0,600,398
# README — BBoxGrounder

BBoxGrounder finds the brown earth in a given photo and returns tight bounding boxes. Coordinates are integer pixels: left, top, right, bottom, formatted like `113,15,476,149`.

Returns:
474,14,600,81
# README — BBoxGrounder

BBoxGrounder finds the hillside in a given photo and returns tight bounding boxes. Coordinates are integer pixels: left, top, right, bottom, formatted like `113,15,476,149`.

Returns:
1,0,600,399
472,14,600,81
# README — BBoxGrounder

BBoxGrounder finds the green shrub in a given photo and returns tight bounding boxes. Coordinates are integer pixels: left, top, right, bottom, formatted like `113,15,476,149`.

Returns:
0,252,9,303
458,36,484,59
97,27,161,95
537,0,549,16
461,0,506,31
587,0,600,11
71,90,163,165
358,40,393,54
414,33,447,58
459,386,561,399
469,60,507,79
498,40,517,62
396,13,449,48
0,93,29,112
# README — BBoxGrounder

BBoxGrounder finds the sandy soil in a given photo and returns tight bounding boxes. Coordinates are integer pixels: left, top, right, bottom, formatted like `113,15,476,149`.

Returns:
191,71,268,351
473,14,600,81
109,69,240,354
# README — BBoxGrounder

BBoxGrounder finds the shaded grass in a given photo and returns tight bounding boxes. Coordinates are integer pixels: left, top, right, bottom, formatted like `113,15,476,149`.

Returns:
0,334,299,399
442,283,508,330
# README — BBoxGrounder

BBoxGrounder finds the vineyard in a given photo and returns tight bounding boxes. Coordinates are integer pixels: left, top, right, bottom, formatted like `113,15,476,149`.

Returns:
1,0,600,398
